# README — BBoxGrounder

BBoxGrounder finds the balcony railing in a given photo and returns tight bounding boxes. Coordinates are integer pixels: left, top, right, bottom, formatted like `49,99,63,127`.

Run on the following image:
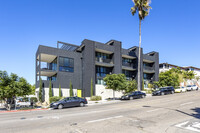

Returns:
143,66,154,71
96,57,112,64
122,62,137,69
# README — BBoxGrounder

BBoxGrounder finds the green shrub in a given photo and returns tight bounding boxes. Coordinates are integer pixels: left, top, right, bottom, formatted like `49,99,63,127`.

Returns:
49,96,61,103
90,96,102,101
144,89,152,94
22,97,29,102
30,97,38,103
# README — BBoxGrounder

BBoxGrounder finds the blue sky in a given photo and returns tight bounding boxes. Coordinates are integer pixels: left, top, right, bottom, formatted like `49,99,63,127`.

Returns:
0,0,200,85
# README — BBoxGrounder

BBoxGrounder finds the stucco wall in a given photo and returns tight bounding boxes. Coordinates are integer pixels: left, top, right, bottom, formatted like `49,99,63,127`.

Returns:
95,85,124,100
36,88,77,103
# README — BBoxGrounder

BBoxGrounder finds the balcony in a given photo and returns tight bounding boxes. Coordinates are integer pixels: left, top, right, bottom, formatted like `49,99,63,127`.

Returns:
122,62,137,71
95,57,114,67
143,66,155,73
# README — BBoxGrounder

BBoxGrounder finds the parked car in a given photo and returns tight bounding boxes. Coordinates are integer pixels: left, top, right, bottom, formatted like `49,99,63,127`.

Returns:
191,85,199,91
186,85,193,91
50,97,87,109
16,97,31,107
175,86,187,93
121,91,146,100
152,86,175,96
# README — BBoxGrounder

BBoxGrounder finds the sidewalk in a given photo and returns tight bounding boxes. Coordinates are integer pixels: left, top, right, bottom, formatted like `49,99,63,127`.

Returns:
88,99,122,106
0,106,48,113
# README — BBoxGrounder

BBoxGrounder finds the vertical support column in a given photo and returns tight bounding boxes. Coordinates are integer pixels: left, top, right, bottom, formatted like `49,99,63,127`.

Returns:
39,53,41,80
113,41,122,74
82,40,96,97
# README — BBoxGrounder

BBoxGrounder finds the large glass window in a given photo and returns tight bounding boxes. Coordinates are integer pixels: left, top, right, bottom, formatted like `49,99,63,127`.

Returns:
59,57,74,72
122,70,134,80
96,66,112,85
96,52,112,63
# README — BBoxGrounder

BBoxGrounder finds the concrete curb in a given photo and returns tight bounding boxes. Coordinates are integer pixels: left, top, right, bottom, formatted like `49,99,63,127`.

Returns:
0,108,48,113
88,100,122,106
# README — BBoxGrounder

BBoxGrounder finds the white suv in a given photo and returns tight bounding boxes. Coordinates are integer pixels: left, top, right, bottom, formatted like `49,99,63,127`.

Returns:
186,85,199,91
191,85,198,91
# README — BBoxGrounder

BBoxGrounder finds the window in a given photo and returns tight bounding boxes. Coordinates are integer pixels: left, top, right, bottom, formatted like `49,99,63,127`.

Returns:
96,66,112,85
59,57,74,72
122,70,134,80
122,58,132,64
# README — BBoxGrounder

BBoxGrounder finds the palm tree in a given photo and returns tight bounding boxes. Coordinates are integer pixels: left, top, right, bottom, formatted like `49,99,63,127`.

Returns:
131,0,151,90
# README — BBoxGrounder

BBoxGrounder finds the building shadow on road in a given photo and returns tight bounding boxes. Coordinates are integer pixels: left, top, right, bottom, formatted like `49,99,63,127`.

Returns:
143,105,200,120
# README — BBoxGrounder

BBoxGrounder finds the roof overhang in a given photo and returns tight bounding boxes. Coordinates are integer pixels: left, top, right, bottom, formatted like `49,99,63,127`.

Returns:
37,53,57,63
143,59,154,63
122,55,136,59
95,48,113,54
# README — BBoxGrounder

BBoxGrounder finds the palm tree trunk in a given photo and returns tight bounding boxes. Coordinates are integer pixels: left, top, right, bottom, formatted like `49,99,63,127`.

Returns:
138,19,142,90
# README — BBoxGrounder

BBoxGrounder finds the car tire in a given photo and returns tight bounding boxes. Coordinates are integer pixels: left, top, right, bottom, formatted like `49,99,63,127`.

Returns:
197,87,199,91
79,102,85,107
161,92,164,96
58,104,63,109
180,90,182,93
129,97,133,100
171,91,174,94
141,95,145,98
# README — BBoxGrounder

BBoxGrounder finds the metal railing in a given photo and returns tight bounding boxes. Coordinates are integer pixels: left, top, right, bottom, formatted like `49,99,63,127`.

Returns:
96,58,112,64
143,66,154,71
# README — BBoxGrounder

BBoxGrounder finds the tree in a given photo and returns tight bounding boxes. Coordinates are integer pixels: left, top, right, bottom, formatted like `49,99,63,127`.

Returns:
156,69,179,88
30,84,36,95
142,79,144,90
59,84,62,97
0,70,32,110
49,80,53,102
131,0,151,90
39,78,43,103
103,74,127,99
91,78,93,97
69,80,73,97
124,80,137,94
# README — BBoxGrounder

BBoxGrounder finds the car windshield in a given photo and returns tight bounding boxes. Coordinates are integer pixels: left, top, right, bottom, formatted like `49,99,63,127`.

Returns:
159,88,165,91
187,85,191,87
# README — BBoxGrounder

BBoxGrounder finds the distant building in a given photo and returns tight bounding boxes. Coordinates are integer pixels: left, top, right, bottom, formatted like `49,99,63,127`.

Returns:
159,63,200,86
35,39,159,102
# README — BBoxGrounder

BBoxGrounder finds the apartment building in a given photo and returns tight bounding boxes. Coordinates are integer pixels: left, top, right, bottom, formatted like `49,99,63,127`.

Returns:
159,63,200,86
35,39,159,101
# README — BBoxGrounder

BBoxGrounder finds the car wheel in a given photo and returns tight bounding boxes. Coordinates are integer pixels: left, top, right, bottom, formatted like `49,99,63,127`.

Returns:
171,91,174,94
180,90,182,93
79,102,85,107
141,95,145,98
58,104,63,109
161,92,164,96
197,87,199,91
129,97,133,100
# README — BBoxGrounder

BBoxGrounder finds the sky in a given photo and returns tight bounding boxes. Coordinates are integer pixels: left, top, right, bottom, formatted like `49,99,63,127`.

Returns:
0,0,200,85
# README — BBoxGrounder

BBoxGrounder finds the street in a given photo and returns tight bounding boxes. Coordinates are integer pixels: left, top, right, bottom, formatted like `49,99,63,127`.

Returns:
0,91,200,133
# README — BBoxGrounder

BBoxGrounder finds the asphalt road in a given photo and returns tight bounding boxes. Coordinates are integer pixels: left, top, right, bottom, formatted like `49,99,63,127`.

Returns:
0,91,200,133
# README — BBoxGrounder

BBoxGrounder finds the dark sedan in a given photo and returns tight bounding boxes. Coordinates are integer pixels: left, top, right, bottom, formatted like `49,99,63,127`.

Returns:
121,91,146,100
152,86,175,96
50,97,87,109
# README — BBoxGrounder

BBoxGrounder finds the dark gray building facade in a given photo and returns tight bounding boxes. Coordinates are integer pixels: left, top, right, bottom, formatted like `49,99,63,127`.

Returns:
35,39,159,98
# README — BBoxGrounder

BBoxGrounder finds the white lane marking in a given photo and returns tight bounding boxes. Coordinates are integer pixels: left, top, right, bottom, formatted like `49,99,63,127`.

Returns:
185,126,200,133
164,99,173,102
180,102,193,106
146,108,162,113
175,121,200,132
87,115,123,123
175,121,189,127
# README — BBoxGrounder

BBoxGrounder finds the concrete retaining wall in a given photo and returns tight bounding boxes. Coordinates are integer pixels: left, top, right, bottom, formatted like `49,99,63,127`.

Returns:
95,85,124,100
